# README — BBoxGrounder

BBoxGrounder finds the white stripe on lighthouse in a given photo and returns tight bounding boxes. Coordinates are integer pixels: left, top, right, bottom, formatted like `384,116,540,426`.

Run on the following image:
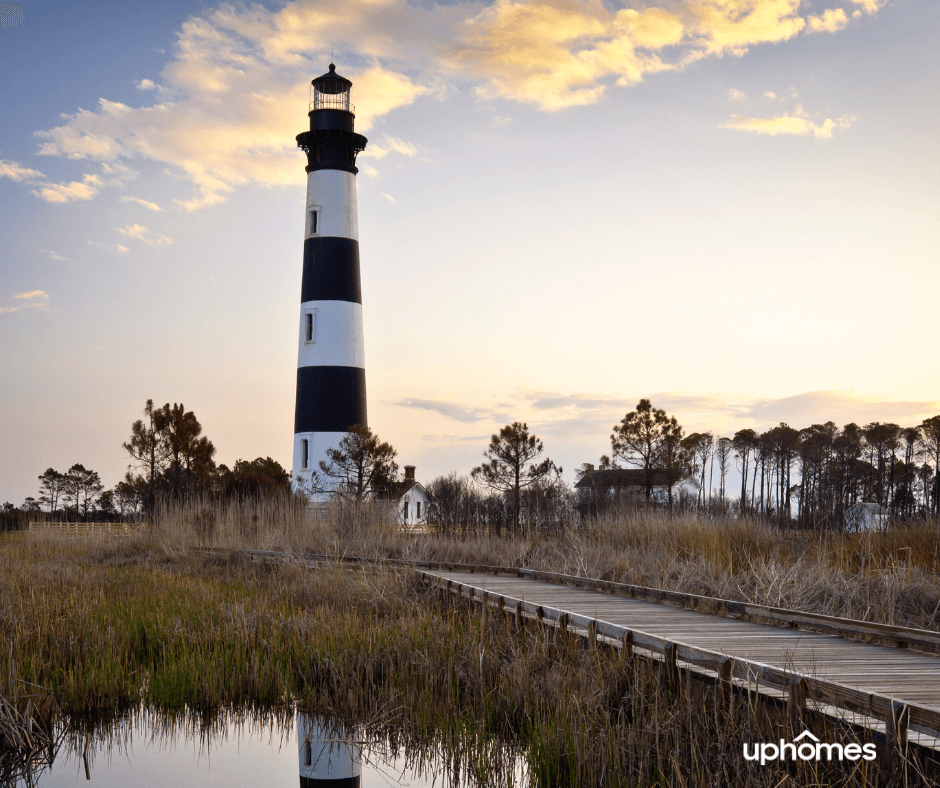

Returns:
306,170,359,241
297,301,365,368
293,431,347,484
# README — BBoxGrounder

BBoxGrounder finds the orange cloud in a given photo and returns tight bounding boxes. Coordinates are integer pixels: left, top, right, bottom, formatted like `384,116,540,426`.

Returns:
0,291,50,315
117,224,173,245
27,0,891,204
0,159,45,182
807,8,850,33
722,108,856,138
31,173,103,203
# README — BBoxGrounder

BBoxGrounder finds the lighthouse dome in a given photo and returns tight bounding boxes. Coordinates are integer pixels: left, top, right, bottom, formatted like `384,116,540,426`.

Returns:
312,63,352,95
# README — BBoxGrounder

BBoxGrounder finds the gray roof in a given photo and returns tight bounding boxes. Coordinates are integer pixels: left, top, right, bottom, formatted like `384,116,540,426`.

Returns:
574,468,670,490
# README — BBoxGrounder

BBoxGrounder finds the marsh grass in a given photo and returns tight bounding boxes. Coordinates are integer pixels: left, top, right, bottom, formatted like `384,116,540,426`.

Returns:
128,495,940,632
2,528,930,786
4,504,940,785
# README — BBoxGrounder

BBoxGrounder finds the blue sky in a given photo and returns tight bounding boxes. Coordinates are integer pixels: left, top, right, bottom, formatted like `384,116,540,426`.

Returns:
1,0,938,506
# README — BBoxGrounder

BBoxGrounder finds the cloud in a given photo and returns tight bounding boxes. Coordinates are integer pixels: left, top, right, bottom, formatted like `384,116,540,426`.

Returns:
361,136,418,160
807,8,849,33
0,159,45,182
0,290,50,315
117,224,173,245
728,88,746,101
396,398,510,423
763,90,777,98
89,241,131,254
690,0,806,57
721,107,856,138
29,0,887,208
381,193,395,202
31,173,103,203
120,196,163,211
849,0,886,14
742,391,940,429
33,0,428,210
520,390,627,412
39,249,70,261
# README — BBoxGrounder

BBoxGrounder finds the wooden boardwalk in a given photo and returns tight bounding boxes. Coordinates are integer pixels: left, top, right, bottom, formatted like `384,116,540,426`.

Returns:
420,567,940,751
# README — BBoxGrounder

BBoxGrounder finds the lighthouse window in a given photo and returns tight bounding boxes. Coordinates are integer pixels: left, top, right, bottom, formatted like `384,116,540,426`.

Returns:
416,501,421,519
301,439,309,470
309,210,318,235
403,501,409,521
304,312,315,343
304,740,312,766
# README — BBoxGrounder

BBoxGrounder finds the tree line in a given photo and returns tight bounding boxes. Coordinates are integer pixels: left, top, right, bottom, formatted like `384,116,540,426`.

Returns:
422,401,940,533
8,396,939,533
686,416,940,526
5,399,292,526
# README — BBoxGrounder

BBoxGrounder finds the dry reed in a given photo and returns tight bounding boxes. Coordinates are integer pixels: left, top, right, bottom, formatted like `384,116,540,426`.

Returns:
5,501,940,784
3,520,933,786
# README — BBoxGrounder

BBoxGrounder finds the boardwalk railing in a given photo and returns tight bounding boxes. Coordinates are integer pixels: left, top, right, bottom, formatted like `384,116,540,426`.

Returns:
28,521,144,536
237,549,940,747
282,552,940,651
424,572,939,746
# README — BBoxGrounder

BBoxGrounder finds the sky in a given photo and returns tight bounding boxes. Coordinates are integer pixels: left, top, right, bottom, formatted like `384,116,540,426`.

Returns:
1,0,938,507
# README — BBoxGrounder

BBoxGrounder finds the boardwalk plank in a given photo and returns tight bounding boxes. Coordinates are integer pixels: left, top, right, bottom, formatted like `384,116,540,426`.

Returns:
426,568,940,722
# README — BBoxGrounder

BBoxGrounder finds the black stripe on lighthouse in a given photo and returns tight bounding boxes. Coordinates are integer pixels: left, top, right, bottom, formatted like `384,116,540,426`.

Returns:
301,237,361,304
294,366,367,433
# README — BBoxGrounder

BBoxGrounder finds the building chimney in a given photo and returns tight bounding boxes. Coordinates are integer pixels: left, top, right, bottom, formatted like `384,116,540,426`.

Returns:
404,465,415,481
585,463,594,476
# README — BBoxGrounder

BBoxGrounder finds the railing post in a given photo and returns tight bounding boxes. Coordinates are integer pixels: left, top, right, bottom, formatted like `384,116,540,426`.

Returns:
787,676,807,732
514,601,525,634
885,700,909,782
587,620,597,650
718,657,732,707
559,613,570,648
621,630,634,661
664,642,679,690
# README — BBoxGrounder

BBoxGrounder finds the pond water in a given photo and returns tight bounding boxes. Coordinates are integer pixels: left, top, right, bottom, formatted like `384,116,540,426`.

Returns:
11,710,526,788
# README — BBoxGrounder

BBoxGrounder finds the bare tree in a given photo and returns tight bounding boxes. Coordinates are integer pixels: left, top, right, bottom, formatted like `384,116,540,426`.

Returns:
611,399,684,504
684,433,713,509
921,416,940,516
715,438,732,505
123,399,171,511
731,429,757,515
471,422,558,535
38,468,65,514
318,424,398,503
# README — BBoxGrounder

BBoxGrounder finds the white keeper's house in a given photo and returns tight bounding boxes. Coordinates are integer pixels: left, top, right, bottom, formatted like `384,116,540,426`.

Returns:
380,465,428,526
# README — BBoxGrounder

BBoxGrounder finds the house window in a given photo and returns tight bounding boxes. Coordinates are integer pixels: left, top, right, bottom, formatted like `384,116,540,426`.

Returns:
304,312,315,343
304,740,312,767
403,501,409,521
301,439,309,470
416,501,421,519
309,210,318,235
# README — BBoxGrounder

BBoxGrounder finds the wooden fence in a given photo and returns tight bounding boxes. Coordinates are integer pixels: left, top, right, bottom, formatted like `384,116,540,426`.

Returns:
28,522,145,536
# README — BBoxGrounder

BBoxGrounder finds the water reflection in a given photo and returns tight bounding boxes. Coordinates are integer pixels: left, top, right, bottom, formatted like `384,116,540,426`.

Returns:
298,715,361,786
6,708,524,788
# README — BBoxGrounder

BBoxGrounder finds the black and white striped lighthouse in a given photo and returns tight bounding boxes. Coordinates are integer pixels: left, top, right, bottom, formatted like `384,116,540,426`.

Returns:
292,64,368,495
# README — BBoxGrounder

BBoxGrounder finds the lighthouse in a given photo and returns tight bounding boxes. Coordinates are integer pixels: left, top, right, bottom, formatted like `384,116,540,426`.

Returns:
297,713,362,787
292,64,369,496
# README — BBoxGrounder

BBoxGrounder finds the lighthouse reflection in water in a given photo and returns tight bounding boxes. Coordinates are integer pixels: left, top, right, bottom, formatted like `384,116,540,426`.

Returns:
298,712,362,787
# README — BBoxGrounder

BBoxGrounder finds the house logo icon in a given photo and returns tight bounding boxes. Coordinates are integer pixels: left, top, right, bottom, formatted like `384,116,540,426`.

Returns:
744,729,876,764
